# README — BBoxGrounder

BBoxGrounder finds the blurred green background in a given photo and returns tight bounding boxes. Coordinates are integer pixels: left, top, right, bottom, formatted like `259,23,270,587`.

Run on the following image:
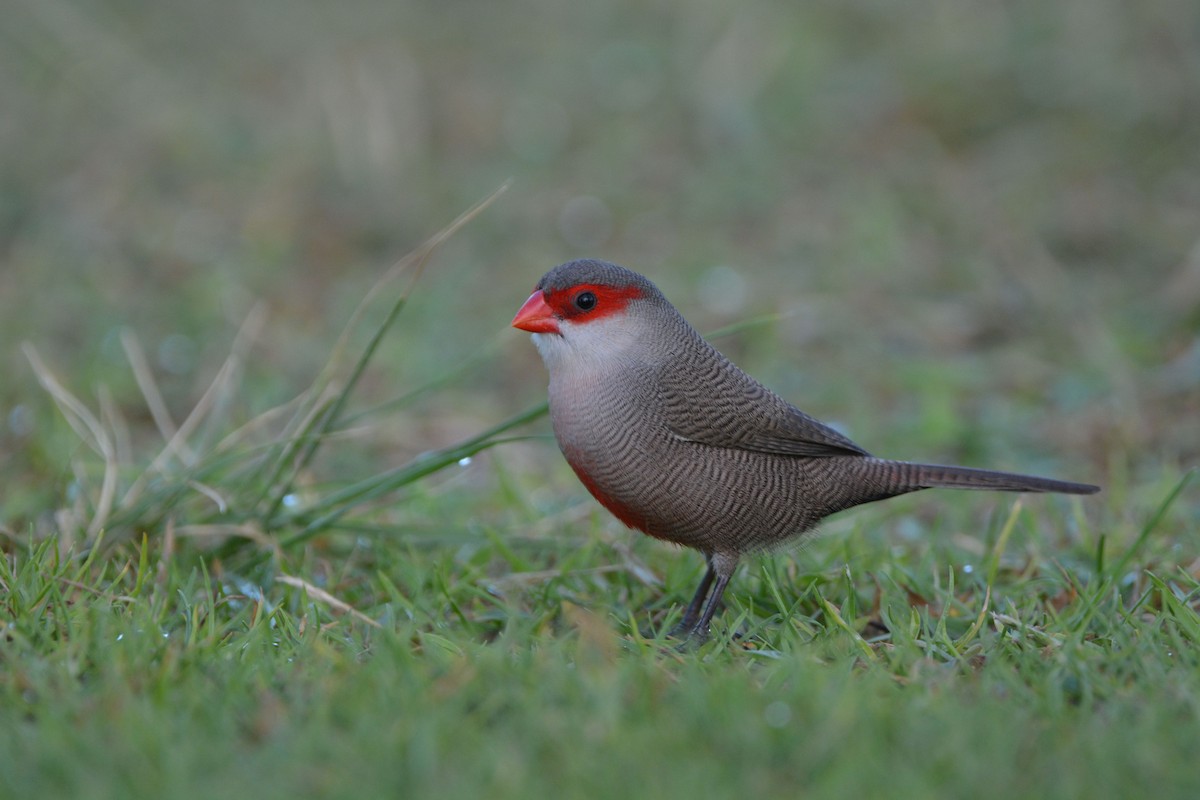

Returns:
2,0,1198,531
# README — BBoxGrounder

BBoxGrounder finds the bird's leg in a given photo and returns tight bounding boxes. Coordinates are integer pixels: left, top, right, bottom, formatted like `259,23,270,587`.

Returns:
669,559,716,636
689,571,732,639
682,552,739,641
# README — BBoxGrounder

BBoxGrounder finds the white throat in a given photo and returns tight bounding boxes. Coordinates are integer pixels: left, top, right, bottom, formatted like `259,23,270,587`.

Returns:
531,313,645,377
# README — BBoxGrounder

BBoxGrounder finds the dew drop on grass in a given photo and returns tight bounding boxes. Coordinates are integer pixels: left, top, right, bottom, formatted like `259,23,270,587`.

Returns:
7,405,33,437
458,456,472,467
962,564,974,574
116,633,124,642
282,494,299,508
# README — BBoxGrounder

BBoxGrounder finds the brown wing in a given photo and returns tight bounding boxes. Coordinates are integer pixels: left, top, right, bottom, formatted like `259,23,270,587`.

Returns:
657,343,870,459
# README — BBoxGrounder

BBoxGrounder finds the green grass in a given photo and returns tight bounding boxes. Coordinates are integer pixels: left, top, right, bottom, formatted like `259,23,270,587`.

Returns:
3,472,1198,798
2,227,1196,797
3,1,1200,797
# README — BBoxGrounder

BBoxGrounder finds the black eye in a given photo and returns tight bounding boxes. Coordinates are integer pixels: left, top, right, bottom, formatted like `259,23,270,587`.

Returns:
574,291,597,311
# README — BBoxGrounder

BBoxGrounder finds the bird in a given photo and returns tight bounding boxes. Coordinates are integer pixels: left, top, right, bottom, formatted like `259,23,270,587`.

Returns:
511,259,1100,640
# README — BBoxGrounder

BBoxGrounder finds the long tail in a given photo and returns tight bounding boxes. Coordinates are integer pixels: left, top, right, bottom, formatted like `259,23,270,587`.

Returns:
885,460,1100,495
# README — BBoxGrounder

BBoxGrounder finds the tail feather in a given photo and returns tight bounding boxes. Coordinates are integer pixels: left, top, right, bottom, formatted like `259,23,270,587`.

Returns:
889,460,1100,495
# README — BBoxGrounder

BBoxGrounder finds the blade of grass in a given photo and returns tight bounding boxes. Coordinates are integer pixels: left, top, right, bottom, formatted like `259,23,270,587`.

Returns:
257,181,511,523
816,586,877,662
121,302,267,511
953,584,991,651
22,343,119,540
260,292,410,523
274,402,548,550
277,574,382,629
1144,571,1200,642
338,344,503,428
1109,469,1196,579
985,500,1024,588
121,328,192,464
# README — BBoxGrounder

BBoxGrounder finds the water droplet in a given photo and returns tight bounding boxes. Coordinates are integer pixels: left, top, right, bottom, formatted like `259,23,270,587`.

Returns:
962,564,974,574
458,456,473,467
282,494,299,508
7,405,33,437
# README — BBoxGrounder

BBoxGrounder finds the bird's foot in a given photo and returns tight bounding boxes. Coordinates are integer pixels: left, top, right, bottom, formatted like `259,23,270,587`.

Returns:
665,621,710,649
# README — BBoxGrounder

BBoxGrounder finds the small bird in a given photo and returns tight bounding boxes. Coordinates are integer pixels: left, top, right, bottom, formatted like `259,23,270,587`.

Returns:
512,259,1100,639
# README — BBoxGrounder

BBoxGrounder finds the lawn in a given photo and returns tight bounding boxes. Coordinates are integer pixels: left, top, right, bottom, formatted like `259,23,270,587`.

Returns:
2,1,1199,798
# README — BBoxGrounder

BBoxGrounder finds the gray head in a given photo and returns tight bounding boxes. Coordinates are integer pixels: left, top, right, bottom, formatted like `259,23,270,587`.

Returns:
535,259,665,302
513,259,696,371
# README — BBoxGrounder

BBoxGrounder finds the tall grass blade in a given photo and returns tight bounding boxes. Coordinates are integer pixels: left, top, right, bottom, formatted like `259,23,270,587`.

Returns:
257,181,511,522
1109,469,1195,579
276,401,548,549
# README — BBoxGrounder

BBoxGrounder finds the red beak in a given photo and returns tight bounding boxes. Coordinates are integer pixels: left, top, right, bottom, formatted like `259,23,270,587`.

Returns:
511,290,560,334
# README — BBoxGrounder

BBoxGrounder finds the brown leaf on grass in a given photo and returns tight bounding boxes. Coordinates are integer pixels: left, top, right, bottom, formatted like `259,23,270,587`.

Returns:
906,587,932,609
1047,586,1078,612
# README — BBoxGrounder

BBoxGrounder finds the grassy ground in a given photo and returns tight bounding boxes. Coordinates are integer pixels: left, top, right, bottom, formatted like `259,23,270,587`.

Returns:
3,1,1199,798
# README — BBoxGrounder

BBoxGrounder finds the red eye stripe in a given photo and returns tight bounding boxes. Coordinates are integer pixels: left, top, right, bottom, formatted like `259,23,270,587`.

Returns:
543,283,643,322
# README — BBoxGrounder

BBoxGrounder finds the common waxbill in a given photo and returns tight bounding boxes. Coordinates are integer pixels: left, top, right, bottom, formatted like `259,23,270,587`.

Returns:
512,259,1100,639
